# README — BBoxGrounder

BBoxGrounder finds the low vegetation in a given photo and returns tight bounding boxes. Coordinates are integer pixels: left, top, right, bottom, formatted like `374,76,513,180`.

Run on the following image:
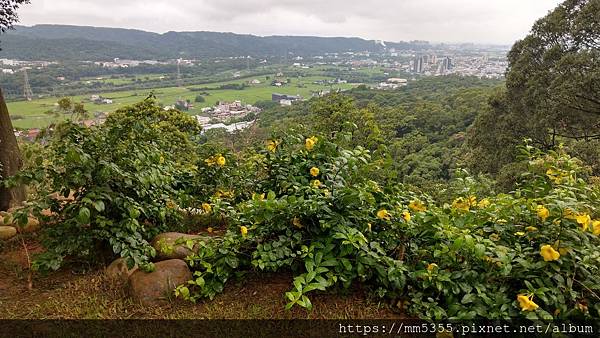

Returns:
5,94,600,320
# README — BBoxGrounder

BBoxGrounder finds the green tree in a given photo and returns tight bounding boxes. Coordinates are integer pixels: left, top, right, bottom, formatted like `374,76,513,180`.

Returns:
56,97,89,122
467,0,600,174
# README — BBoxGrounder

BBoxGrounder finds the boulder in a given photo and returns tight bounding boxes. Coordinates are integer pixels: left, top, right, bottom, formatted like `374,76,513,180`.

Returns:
48,191,76,202
106,258,138,284
17,217,40,234
151,232,202,261
0,226,17,240
128,259,192,306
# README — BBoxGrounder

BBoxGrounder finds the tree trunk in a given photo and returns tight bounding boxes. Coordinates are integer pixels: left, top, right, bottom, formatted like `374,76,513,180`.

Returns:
0,88,25,211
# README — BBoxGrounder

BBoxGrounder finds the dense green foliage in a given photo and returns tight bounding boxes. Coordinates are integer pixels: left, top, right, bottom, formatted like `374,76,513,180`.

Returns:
173,132,600,320
5,85,600,320
258,76,500,188
467,0,600,176
8,98,201,271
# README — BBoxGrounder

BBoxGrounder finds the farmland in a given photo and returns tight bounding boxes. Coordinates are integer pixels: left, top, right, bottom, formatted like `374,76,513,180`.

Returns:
7,72,359,129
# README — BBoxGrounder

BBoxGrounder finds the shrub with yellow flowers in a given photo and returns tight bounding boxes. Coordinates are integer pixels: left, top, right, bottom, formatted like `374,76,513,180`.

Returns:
176,137,600,322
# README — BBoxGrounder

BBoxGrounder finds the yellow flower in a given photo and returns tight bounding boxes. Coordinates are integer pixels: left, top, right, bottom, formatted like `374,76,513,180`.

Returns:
202,203,212,213
477,198,491,208
310,167,320,177
207,227,213,233
515,231,526,237
216,155,226,167
205,157,216,166
525,226,538,232
292,217,303,229
408,200,427,212
564,208,576,219
252,193,265,201
214,189,234,199
159,156,165,164
305,136,318,151
376,209,391,221
576,213,591,231
452,197,472,211
468,196,477,206
266,140,279,153
426,263,438,272
240,226,248,237
402,210,411,222
166,200,177,209
540,245,560,262
536,205,549,222
517,294,539,311
593,220,600,236
546,168,560,183
311,180,321,188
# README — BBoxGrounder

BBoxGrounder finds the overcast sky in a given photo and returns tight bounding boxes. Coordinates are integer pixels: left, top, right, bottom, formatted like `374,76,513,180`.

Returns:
17,0,564,44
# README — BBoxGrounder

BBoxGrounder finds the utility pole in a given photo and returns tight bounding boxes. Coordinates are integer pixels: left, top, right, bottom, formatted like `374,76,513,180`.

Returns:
22,68,33,101
176,59,182,87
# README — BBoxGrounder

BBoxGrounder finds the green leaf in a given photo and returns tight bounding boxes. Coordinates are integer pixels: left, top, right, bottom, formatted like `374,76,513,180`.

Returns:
77,207,91,224
93,200,105,212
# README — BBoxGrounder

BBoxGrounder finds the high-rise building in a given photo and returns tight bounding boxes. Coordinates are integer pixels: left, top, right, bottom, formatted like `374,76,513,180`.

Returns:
442,57,453,70
413,56,424,73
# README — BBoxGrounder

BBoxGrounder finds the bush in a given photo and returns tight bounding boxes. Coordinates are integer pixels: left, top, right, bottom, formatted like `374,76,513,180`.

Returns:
9,97,202,271
174,134,600,321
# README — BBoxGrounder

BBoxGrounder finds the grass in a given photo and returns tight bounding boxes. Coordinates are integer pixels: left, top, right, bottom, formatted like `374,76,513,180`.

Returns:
0,237,400,319
7,73,357,129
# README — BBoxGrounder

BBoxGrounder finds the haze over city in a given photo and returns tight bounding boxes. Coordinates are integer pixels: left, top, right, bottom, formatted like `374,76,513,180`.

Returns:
17,0,563,44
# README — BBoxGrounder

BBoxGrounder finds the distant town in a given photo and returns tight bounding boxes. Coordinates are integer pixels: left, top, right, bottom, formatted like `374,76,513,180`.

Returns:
1,42,508,138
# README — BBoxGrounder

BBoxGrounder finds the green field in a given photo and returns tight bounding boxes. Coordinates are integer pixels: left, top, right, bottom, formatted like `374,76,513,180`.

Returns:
78,73,169,86
7,74,357,129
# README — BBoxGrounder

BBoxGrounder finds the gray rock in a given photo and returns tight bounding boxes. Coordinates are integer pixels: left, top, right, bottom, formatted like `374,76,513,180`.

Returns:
151,232,202,261
106,258,138,284
18,217,40,234
0,226,17,240
128,259,192,306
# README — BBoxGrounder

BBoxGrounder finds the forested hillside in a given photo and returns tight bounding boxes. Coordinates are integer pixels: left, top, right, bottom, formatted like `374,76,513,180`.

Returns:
0,24,430,60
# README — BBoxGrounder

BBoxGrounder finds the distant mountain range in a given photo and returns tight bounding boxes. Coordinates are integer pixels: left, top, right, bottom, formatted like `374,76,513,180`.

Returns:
0,24,433,61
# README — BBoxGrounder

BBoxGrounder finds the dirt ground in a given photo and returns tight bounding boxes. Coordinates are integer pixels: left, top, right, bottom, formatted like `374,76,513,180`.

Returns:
0,236,402,319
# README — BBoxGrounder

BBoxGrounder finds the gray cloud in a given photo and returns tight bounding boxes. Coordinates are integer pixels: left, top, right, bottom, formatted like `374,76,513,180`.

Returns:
17,0,564,44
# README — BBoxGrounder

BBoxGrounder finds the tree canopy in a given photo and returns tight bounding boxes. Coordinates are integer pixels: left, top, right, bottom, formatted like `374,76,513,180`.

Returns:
467,0,600,174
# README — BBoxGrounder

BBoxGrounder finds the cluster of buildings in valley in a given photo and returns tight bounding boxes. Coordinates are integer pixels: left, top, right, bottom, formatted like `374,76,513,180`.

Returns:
195,100,261,125
407,54,507,79
0,58,56,74
89,95,113,104
272,93,302,106
376,78,408,90
311,45,509,80
92,58,197,69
